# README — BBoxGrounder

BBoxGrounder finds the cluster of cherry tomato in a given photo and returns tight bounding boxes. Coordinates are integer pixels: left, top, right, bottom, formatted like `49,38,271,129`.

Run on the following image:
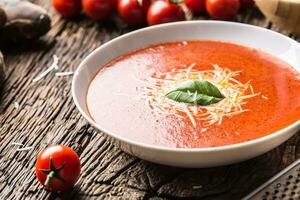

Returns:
52,0,255,26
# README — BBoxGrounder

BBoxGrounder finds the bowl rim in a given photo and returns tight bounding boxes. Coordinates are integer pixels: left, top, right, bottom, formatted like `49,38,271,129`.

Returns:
72,20,300,153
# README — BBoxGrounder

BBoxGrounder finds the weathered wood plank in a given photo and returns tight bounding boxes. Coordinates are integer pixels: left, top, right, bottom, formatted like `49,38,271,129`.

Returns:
0,1,299,200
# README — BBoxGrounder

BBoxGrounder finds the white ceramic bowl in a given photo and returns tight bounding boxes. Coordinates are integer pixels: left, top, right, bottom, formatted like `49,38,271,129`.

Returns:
72,21,300,168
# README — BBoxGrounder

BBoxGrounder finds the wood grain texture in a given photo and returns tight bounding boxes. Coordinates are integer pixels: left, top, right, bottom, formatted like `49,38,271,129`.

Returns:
0,2,299,200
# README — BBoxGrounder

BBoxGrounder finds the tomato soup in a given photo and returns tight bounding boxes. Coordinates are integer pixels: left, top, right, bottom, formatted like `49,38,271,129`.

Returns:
86,41,300,148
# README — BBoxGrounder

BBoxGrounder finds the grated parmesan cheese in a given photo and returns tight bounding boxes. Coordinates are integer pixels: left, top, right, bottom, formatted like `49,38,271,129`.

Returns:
192,185,203,189
55,71,74,77
138,64,262,128
182,41,188,45
16,146,33,151
261,95,269,100
14,102,20,110
33,55,60,83
183,105,197,128
201,128,208,133
11,142,24,146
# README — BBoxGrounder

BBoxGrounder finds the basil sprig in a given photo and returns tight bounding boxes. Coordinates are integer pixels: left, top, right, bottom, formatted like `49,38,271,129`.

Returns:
165,80,224,106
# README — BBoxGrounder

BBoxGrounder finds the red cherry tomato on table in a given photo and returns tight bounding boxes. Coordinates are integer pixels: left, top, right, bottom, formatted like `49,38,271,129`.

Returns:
35,145,81,192
52,0,82,17
206,0,240,20
240,0,255,9
82,0,117,20
147,0,185,26
184,0,206,14
118,0,151,26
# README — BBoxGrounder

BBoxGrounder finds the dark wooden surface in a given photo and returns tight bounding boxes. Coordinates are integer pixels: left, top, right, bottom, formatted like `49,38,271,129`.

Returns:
0,1,300,200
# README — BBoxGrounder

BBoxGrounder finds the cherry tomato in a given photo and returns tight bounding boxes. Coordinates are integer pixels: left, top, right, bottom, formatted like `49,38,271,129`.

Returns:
240,0,255,9
82,0,117,20
184,0,206,14
52,0,82,17
147,0,185,26
118,0,151,26
206,0,240,20
35,145,81,192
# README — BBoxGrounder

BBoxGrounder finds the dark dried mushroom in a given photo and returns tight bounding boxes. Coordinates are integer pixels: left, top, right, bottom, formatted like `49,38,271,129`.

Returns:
0,0,51,44
0,6,6,29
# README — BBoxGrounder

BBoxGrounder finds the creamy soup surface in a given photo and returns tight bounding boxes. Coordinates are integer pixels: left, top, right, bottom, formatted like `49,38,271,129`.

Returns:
86,41,300,148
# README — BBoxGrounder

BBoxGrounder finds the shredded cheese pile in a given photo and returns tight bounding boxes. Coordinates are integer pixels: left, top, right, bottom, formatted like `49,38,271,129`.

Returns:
138,64,260,128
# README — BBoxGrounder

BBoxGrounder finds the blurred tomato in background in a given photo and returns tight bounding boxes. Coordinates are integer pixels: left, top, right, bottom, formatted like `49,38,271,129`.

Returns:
240,0,255,9
52,0,256,25
118,0,151,26
147,0,185,26
82,0,117,20
52,0,82,17
206,0,240,20
184,0,206,14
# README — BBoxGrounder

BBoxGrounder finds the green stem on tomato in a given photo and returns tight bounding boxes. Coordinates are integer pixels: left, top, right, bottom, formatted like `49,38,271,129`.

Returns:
169,0,183,4
40,156,66,187
44,171,56,187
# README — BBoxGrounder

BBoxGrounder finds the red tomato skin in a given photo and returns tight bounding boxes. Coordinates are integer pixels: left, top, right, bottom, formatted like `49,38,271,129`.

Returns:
82,0,117,20
118,0,151,26
240,0,255,9
206,0,240,20
184,0,206,14
52,0,82,17
35,145,81,192
147,0,185,26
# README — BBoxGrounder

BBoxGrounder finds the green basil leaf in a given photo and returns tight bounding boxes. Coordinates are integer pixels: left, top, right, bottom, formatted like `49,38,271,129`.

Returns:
165,80,224,106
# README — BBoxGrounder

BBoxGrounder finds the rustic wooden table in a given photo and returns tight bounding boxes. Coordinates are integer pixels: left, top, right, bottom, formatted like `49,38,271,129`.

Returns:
1,1,299,199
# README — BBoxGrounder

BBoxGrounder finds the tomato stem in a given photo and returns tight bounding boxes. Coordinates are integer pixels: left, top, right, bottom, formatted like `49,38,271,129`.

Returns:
44,171,56,187
169,0,183,4
40,156,66,187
